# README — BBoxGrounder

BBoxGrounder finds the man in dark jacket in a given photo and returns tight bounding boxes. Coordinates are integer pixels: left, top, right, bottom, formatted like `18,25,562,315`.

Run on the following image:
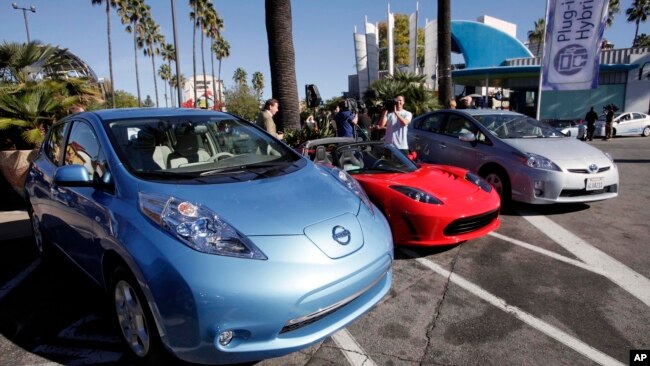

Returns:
584,106,598,141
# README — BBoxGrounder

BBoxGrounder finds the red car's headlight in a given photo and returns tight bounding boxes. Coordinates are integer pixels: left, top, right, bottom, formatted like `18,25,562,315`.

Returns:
389,185,443,205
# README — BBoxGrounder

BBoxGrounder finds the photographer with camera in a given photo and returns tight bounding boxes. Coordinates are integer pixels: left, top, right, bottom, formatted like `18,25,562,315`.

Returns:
378,95,412,156
335,99,359,138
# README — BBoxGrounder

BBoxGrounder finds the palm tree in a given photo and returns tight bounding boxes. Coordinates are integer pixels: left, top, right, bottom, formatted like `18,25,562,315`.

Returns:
117,0,148,107
626,0,650,47
607,0,621,27
0,42,101,145
204,5,223,109
139,16,164,107
364,72,437,116
265,0,300,130
160,43,176,106
91,0,116,108
233,68,247,87
252,71,264,101
634,33,650,47
437,0,452,108
169,73,187,104
158,64,171,107
527,18,545,58
189,0,206,106
213,37,230,107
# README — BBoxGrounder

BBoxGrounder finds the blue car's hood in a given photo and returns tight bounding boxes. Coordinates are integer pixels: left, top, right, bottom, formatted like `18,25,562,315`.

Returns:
137,163,361,236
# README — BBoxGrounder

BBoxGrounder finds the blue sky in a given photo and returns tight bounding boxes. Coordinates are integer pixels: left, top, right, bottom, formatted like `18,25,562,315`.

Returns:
1,0,647,104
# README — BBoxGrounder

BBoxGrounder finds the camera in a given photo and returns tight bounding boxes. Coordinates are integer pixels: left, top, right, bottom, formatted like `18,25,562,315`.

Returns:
340,98,363,114
383,98,397,110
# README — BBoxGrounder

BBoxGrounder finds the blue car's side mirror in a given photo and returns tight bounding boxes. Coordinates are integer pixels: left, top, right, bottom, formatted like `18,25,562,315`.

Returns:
54,165,93,187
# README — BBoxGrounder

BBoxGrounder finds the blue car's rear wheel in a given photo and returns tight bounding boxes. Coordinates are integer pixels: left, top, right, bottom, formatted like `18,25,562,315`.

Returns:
111,266,173,365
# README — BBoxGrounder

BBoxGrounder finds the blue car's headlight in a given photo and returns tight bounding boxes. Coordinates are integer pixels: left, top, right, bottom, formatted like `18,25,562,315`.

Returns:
465,172,493,193
522,153,561,171
139,192,267,260
318,165,374,215
390,185,443,205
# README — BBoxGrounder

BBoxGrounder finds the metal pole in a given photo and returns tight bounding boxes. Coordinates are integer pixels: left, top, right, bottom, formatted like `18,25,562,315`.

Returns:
12,3,35,43
536,0,550,120
170,0,183,107
22,9,30,43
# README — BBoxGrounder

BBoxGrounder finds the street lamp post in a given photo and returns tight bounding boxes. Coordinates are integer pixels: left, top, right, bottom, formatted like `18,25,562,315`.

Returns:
12,3,36,44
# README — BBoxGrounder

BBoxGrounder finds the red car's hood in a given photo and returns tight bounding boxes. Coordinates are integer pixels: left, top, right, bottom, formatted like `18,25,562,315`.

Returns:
357,165,482,201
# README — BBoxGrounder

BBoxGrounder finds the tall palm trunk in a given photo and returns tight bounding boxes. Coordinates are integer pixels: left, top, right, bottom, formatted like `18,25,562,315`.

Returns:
217,58,223,109
133,30,142,106
210,38,216,109
168,59,174,107
105,1,116,108
201,25,207,106
265,0,299,131
437,0,452,108
150,47,159,107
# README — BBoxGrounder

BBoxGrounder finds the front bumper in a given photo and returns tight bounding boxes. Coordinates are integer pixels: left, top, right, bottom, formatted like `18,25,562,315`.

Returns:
123,206,393,365
510,164,619,204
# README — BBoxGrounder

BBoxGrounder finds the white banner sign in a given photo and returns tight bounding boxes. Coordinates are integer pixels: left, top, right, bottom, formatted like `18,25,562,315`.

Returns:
542,0,609,91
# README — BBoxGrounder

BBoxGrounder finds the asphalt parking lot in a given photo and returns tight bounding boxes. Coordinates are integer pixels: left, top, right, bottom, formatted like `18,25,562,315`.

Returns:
0,136,648,366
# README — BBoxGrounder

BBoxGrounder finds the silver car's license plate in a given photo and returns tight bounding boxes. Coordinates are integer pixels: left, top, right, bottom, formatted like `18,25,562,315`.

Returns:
586,177,604,190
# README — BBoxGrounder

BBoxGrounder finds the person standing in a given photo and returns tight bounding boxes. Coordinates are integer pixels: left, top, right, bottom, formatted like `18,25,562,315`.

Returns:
335,100,358,138
584,106,598,141
378,95,412,156
604,106,614,140
256,99,283,139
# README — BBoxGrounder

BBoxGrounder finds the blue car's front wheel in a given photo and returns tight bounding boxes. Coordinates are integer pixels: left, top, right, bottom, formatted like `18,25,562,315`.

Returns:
111,266,173,365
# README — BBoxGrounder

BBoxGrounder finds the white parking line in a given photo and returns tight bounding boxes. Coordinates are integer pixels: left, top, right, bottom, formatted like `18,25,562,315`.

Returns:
518,212,650,307
0,259,40,300
401,248,625,366
332,328,378,366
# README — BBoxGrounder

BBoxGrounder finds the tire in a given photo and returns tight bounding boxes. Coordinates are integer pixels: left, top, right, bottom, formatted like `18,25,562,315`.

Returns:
482,168,511,204
110,266,174,365
642,126,650,137
27,205,51,260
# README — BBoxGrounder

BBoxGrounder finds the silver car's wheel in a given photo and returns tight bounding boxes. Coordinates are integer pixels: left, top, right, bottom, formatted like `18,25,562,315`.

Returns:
484,173,504,194
114,279,150,357
642,126,650,137
482,168,511,203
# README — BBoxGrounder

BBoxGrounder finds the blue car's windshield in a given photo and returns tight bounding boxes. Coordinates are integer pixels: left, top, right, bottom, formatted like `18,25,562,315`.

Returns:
107,115,301,178
473,114,566,139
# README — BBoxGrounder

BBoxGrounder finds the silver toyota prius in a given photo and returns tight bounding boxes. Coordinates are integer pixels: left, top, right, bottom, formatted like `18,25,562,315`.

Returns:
408,109,619,204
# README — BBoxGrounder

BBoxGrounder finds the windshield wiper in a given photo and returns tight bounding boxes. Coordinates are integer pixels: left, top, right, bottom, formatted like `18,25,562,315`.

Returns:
136,170,198,179
200,161,291,177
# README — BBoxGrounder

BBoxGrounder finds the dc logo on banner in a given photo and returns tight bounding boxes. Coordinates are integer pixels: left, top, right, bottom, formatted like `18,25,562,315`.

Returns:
554,44,588,76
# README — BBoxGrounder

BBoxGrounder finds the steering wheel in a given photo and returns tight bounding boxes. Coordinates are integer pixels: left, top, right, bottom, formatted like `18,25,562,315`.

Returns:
210,152,234,162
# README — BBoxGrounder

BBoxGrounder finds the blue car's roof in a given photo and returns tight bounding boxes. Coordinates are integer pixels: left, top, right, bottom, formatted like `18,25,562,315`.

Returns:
87,108,233,121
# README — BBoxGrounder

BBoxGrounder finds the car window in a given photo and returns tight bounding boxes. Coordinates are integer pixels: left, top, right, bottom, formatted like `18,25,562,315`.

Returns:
45,123,66,166
443,115,477,137
107,115,302,178
632,113,643,120
64,121,101,177
474,114,564,138
415,113,445,133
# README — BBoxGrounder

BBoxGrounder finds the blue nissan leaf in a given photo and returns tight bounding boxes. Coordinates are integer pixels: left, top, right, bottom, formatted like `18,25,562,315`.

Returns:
24,108,393,365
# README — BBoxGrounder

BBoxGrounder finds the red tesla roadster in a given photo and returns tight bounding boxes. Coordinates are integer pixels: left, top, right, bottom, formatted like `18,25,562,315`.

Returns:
302,138,501,246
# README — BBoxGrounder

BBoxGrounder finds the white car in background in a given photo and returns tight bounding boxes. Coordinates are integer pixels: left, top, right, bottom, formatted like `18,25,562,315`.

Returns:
546,119,587,140
594,112,650,138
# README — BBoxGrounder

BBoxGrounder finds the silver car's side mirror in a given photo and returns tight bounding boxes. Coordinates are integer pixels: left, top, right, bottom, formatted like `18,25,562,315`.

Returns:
459,132,476,142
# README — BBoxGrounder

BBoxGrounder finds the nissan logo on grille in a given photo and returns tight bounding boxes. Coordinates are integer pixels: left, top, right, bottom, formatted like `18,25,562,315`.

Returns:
588,164,598,174
332,225,351,245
